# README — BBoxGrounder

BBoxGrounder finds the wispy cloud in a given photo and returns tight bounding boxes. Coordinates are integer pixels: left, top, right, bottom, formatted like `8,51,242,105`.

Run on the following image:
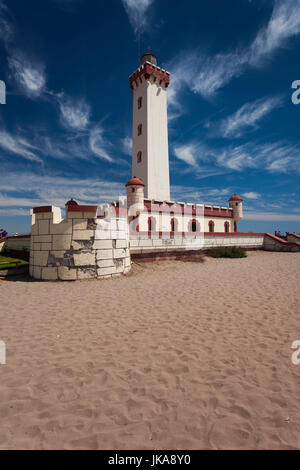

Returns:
168,0,300,107
56,94,90,130
173,138,300,175
244,211,300,221
0,1,14,44
0,129,42,163
219,96,283,138
121,0,154,31
174,144,197,166
249,0,300,66
0,172,126,212
8,53,46,97
89,125,113,162
242,192,260,200
122,136,132,156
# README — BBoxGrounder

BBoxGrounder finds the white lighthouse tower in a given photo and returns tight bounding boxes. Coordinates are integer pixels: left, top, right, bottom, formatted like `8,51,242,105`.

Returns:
129,52,171,201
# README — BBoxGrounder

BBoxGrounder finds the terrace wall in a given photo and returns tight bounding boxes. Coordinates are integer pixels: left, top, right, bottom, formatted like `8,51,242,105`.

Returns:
29,205,131,281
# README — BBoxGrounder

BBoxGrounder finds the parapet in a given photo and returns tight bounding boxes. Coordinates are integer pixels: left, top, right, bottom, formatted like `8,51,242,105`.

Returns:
29,203,131,281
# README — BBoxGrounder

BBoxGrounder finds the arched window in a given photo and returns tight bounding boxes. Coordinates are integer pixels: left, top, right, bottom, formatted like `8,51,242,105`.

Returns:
137,151,142,163
138,124,142,136
224,221,229,233
148,217,156,233
138,97,142,109
171,218,178,233
208,220,215,233
188,219,200,233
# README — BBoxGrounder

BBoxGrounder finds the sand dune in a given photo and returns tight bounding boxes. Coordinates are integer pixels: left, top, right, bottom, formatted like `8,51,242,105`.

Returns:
0,251,299,449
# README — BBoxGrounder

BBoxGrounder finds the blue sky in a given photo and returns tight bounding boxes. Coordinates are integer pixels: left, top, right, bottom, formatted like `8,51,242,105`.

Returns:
0,0,299,234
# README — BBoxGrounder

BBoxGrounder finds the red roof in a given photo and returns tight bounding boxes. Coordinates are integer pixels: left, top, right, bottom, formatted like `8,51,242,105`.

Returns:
228,193,243,202
126,177,144,187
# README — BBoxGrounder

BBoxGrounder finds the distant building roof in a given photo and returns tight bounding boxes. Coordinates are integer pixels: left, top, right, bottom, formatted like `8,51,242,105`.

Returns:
65,198,78,207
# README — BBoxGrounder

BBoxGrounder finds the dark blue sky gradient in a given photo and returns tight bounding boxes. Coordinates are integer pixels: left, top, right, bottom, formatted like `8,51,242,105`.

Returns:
0,0,299,234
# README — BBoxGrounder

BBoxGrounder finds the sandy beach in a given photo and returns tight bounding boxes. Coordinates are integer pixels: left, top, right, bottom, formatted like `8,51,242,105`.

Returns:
0,251,299,450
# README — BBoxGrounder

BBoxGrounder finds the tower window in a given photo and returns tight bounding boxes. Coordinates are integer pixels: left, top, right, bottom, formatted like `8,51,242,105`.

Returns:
209,220,215,233
138,97,142,109
138,124,142,136
132,188,135,193
137,151,142,163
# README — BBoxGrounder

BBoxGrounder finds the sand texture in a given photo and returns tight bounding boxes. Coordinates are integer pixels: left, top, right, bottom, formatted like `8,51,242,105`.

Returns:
0,251,299,450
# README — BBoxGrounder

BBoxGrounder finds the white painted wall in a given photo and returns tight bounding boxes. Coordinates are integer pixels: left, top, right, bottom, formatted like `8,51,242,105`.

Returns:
132,74,170,201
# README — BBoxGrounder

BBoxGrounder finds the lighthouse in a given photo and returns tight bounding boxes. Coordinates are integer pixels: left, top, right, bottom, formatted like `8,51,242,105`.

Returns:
129,52,171,201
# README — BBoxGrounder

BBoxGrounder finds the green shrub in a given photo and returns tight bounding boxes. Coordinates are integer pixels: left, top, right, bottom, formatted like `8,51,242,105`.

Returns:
208,246,247,258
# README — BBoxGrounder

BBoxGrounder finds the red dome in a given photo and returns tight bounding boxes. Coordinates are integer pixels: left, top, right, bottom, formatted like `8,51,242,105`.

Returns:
126,177,144,187
65,198,78,207
228,193,243,202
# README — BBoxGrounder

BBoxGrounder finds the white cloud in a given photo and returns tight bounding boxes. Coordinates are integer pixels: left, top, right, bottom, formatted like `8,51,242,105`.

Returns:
0,172,126,213
0,129,42,162
122,136,132,156
174,144,197,166
89,126,113,162
168,0,300,106
242,192,260,200
220,96,283,138
121,0,154,31
9,54,46,97
0,1,14,44
57,94,90,130
172,138,300,175
250,0,300,65
244,211,300,221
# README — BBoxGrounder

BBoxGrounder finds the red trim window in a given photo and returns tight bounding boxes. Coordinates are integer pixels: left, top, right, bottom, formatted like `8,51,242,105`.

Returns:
224,221,230,233
148,216,156,233
171,217,178,233
138,124,142,136
138,97,142,109
188,219,200,233
137,151,142,163
234,221,237,233
209,220,215,233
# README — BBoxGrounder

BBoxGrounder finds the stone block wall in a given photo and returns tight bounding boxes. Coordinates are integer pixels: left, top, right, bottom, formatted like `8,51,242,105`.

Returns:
29,204,131,281
263,233,300,252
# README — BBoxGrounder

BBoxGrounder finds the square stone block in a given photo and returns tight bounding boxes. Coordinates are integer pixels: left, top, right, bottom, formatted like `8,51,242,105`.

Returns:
42,267,58,281
72,219,88,230
58,266,77,281
41,242,52,251
52,234,72,250
35,235,52,243
67,211,84,219
33,266,42,279
51,220,72,235
93,239,113,250
31,223,39,236
38,219,50,235
97,259,115,268
97,266,117,276
115,240,127,249
73,252,95,266
113,248,126,258
33,251,49,267
96,249,113,260
73,230,94,240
